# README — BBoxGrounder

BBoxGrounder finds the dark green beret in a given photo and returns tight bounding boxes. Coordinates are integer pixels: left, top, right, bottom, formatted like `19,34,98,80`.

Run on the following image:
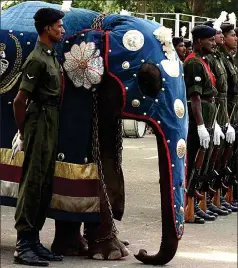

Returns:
235,27,238,36
203,20,215,29
191,25,216,41
221,23,235,33
172,37,184,47
33,8,64,26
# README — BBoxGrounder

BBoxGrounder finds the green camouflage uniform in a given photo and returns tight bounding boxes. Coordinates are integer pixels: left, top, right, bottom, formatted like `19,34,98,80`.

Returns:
220,48,238,125
15,41,62,232
184,53,218,180
220,48,238,186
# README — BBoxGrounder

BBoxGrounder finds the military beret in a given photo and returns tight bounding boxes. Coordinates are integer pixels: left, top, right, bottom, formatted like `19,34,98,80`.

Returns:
191,25,216,41
221,23,234,33
33,8,64,26
235,27,238,36
203,20,215,29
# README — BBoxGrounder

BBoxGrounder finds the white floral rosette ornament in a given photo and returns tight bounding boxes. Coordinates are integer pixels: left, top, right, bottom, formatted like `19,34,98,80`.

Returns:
153,26,180,77
153,26,176,61
63,42,104,90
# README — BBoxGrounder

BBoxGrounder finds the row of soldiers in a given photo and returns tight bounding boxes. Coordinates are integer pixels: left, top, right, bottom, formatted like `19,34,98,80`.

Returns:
173,21,238,224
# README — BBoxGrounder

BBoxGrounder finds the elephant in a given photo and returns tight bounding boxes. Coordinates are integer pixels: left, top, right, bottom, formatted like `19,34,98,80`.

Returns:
0,1,188,265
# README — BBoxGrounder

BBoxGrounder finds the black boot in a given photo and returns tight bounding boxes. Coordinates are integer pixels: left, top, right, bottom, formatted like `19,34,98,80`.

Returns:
32,231,63,261
195,201,216,221
206,209,218,218
220,198,238,212
207,203,229,216
14,231,49,266
195,209,216,221
194,214,205,224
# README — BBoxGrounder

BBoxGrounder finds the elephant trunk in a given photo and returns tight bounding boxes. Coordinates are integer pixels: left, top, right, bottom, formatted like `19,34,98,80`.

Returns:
134,132,179,265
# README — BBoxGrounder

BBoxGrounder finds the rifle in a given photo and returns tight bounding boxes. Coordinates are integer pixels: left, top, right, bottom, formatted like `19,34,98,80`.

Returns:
212,104,236,206
185,104,220,222
198,105,220,212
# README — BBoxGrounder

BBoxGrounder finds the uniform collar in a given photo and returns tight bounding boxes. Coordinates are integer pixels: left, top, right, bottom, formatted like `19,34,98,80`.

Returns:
36,41,57,56
220,47,233,61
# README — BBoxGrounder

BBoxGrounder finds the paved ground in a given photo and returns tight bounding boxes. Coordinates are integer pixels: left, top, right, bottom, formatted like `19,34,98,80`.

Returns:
1,136,237,268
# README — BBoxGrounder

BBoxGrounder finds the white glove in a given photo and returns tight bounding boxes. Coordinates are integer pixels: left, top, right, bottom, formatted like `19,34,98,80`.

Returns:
197,124,210,149
11,132,24,161
214,122,225,146
226,124,236,144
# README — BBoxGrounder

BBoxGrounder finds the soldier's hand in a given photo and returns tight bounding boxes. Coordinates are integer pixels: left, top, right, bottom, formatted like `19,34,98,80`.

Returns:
214,122,225,146
197,124,210,149
226,124,235,144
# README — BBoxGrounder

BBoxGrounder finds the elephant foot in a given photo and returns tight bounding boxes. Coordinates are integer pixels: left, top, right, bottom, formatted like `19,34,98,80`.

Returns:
51,221,88,256
88,235,129,260
51,232,88,256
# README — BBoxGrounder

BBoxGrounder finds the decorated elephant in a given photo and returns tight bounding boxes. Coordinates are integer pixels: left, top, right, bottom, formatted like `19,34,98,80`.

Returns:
0,1,188,265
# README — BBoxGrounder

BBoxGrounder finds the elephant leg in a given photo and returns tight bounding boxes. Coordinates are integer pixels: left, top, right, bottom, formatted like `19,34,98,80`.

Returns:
86,181,129,260
51,220,88,256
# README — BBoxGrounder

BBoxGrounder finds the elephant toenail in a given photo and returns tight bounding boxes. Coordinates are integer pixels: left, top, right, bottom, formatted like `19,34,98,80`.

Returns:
108,251,122,260
92,253,104,260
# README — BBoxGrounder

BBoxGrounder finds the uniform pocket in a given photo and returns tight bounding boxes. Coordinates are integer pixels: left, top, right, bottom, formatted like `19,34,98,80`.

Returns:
46,66,60,89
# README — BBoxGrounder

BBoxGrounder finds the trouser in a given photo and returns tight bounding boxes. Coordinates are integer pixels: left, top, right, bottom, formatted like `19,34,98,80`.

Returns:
15,103,58,232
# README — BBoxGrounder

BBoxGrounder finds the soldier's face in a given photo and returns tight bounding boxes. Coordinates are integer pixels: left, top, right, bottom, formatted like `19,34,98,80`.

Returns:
215,31,224,46
200,36,216,53
48,19,65,42
224,30,237,50
175,42,186,61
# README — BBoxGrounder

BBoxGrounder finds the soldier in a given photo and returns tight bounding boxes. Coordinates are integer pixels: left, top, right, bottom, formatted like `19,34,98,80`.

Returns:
220,22,238,209
185,40,193,58
172,36,186,62
184,25,225,223
203,21,236,215
11,8,65,266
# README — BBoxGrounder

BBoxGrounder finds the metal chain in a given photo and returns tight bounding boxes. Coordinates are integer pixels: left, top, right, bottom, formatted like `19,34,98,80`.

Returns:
115,118,123,173
92,92,118,242
91,13,107,30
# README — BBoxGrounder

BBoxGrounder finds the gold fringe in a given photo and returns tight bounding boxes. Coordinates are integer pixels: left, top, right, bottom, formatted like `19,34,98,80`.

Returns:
0,148,99,180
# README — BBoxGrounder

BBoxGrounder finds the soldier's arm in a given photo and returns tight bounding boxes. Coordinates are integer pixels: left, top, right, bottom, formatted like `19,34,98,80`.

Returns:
13,58,44,136
184,62,204,125
190,94,204,125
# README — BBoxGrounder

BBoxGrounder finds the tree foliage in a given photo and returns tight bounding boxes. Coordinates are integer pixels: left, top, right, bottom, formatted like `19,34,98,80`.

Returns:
2,0,238,18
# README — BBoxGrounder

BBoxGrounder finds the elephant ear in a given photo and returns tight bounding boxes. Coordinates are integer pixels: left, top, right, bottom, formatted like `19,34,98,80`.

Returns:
62,30,105,91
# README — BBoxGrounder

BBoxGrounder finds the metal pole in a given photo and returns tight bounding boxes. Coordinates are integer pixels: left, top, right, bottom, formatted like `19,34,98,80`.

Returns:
175,13,180,37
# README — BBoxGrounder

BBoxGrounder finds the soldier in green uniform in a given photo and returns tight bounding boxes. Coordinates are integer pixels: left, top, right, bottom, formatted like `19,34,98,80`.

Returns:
11,8,65,266
203,21,236,214
233,27,238,66
221,23,238,207
184,25,225,223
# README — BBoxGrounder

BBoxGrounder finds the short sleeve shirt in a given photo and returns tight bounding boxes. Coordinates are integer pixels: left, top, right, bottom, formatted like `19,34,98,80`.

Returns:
20,41,62,99
207,52,228,94
184,54,217,98
220,48,238,95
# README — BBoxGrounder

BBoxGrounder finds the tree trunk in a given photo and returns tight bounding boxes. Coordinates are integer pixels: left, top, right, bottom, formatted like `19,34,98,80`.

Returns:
187,0,208,16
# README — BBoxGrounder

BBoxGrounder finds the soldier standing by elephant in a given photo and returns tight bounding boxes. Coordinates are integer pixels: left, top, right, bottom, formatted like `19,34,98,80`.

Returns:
11,8,65,266
184,25,226,223
220,22,238,208
203,20,237,214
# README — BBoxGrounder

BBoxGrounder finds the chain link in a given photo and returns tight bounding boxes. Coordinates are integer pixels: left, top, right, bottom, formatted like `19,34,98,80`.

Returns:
91,13,107,30
115,119,123,173
92,92,118,242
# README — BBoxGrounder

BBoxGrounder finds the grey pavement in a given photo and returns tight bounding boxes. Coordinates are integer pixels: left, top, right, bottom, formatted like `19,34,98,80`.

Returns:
1,136,237,268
